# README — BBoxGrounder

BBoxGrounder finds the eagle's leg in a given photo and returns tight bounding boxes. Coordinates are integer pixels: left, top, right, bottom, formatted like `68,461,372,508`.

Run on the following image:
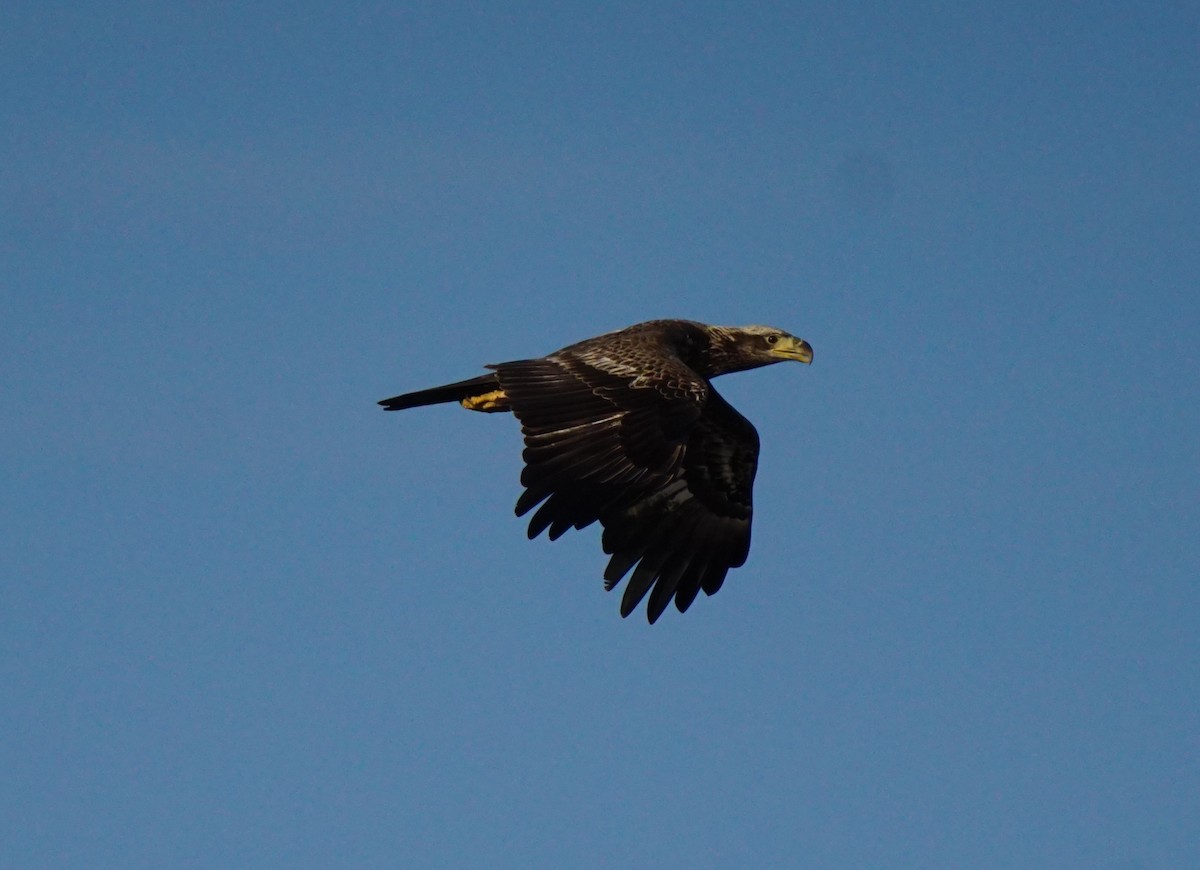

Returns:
460,389,510,412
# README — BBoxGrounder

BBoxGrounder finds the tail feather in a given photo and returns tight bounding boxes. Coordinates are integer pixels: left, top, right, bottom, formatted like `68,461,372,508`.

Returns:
378,373,501,411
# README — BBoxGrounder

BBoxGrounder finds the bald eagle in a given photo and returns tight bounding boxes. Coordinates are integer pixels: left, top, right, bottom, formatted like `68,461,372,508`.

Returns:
379,319,813,623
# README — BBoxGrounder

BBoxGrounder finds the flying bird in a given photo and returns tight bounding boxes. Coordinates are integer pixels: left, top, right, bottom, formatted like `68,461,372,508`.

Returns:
379,319,813,623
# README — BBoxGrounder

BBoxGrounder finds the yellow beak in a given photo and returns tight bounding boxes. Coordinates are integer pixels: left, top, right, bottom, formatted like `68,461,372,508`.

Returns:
770,336,814,364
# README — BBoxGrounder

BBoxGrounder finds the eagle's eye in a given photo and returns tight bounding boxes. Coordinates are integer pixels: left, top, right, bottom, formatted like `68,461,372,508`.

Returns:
765,334,779,345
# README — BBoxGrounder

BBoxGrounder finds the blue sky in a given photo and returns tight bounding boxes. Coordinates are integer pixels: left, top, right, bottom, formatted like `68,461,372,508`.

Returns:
3,2,1198,867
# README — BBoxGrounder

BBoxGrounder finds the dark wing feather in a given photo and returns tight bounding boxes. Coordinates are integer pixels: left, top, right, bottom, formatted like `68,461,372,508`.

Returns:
493,354,706,543
494,339,759,624
600,387,759,623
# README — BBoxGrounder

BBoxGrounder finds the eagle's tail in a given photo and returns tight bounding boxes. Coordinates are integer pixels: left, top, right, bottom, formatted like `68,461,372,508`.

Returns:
378,373,508,413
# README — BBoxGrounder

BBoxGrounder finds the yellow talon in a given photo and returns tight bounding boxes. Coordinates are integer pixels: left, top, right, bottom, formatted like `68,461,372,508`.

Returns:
460,389,509,412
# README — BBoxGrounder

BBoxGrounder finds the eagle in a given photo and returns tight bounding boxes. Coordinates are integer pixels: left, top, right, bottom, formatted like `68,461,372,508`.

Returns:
379,319,813,623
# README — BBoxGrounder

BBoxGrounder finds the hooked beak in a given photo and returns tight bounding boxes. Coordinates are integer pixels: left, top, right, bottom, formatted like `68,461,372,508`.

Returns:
770,336,814,364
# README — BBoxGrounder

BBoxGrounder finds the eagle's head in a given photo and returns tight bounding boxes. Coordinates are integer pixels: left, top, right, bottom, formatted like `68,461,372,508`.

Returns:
708,324,813,374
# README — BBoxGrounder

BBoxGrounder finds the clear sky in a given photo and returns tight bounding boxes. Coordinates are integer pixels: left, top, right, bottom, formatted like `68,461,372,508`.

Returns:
3,2,1198,867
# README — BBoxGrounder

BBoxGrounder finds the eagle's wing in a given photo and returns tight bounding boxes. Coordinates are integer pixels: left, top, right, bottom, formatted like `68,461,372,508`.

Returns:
496,350,759,623
600,387,758,623
493,352,706,543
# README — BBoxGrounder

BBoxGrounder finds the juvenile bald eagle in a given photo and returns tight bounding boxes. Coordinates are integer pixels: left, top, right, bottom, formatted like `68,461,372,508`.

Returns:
379,319,813,623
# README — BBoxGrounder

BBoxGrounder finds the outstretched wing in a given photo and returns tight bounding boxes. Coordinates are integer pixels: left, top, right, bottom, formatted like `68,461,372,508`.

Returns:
599,388,758,623
493,352,707,542
497,348,760,623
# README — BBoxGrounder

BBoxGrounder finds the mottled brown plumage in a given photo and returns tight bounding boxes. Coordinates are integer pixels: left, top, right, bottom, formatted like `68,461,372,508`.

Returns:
379,319,813,623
